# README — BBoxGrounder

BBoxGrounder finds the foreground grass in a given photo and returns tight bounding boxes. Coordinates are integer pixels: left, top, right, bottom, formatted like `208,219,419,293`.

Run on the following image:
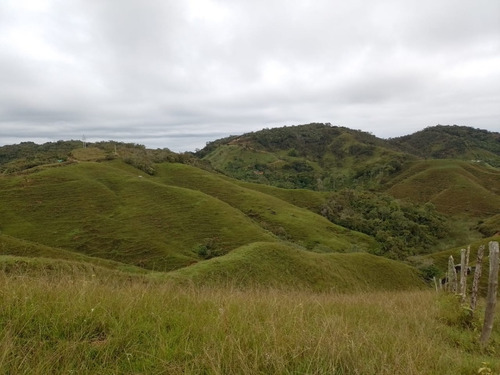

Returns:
0,272,498,374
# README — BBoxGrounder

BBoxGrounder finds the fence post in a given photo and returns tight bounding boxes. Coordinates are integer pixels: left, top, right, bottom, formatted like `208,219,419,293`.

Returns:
470,245,485,317
479,241,499,348
460,248,467,302
447,255,457,293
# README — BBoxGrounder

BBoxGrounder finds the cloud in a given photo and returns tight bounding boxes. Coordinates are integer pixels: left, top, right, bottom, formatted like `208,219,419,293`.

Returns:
0,0,499,151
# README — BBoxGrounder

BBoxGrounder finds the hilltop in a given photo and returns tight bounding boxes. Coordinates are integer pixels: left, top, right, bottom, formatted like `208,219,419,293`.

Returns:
198,123,499,215
389,125,500,167
197,123,413,190
197,123,500,189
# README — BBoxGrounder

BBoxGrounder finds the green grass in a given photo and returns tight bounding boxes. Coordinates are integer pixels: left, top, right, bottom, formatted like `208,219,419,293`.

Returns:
0,267,498,374
168,241,426,292
227,178,330,213
154,163,378,253
0,159,381,274
0,235,148,274
0,161,280,270
384,159,500,217
477,214,500,237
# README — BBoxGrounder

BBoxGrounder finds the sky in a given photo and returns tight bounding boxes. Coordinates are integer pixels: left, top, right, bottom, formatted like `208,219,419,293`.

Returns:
0,0,499,152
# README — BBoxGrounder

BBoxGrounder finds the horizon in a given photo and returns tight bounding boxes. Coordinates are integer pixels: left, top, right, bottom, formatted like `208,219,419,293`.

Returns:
1,122,497,153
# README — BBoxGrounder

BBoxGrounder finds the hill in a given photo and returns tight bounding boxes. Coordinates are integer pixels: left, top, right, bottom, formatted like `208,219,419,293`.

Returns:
168,241,426,292
198,123,414,190
197,123,500,195
388,125,500,167
384,159,500,217
198,123,499,220
0,131,499,374
1,123,498,288
0,158,380,272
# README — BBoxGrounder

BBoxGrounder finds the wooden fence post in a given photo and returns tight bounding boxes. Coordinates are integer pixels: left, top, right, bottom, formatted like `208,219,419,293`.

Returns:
470,245,485,317
447,255,457,293
460,248,467,302
479,241,499,348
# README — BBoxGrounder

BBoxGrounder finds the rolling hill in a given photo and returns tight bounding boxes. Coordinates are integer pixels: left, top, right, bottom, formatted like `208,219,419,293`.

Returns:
384,159,500,217
168,241,426,292
198,123,500,217
0,156,381,275
0,128,499,374
0,123,498,290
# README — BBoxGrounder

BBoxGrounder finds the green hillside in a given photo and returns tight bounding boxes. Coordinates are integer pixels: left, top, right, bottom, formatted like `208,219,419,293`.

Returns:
0,234,147,274
198,123,499,244
0,158,380,274
1,131,499,374
388,125,500,167
0,161,274,271
199,123,414,190
1,123,498,289
0,240,425,292
169,241,426,292
154,163,377,253
384,159,500,217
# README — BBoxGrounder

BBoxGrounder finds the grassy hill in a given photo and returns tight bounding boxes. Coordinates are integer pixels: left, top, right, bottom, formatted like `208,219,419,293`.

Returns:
154,163,377,253
0,158,380,273
1,123,498,283
0,161,271,270
168,241,425,292
198,123,499,245
0,234,147,274
384,159,500,217
1,132,499,373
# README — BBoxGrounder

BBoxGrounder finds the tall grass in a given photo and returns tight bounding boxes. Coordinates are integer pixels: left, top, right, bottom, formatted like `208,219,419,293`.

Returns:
0,271,498,374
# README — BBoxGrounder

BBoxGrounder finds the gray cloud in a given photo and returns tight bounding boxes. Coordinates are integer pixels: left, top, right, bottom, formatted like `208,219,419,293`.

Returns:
0,0,499,152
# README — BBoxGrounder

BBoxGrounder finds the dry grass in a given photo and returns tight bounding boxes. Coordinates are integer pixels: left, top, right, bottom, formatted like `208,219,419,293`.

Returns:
1,270,498,374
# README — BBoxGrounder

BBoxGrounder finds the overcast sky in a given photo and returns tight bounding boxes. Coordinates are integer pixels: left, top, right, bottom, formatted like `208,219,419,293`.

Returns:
1,0,499,151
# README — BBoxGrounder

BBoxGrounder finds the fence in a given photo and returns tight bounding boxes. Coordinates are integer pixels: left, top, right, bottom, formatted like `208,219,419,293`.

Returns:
438,241,499,348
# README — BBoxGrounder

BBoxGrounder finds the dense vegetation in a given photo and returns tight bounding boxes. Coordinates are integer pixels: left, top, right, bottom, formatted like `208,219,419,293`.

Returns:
320,190,449,259
199,124,500,197
200,123,415,191
389,125,500,167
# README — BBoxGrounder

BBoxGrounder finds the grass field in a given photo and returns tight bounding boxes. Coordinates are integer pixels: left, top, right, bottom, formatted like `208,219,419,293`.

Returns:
168,241,426,292
385,159,500,217
0,266,498,375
